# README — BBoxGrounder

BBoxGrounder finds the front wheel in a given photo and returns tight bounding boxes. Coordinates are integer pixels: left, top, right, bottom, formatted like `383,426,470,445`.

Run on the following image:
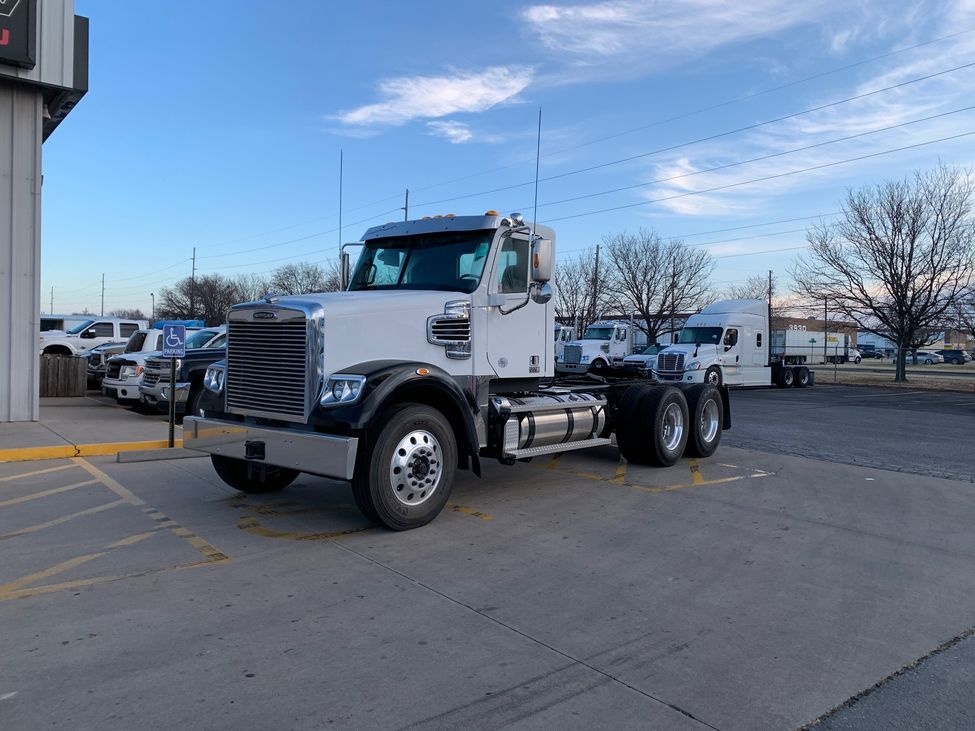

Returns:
211,455,298,494
352,404,457,531
589,359,608,372
703,366,722,386
924,358,933,365
853,356,861,364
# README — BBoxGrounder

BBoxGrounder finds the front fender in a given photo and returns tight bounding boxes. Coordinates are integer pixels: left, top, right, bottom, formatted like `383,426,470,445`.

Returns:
314,360,480,473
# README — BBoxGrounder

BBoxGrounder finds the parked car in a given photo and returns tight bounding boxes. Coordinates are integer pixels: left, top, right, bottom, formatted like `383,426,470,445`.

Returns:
910,350,944,364
102,325,224,406
82,341,128,386
934,349,972,365
39,317,148,355
620,343,667,372
139,331,228,415
858,347,884,359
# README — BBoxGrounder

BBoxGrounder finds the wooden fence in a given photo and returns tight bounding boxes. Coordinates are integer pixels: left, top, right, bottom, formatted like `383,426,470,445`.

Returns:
39,355,87,397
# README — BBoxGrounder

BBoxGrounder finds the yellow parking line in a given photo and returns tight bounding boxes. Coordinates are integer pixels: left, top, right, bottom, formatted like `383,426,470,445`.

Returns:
0,499,127,538
688,459,705,485
0,551,107,597
611,458,628,484
72,458,144,506
0,464,76,483
449,503,493,521
0,479,98,508
104,530,159,549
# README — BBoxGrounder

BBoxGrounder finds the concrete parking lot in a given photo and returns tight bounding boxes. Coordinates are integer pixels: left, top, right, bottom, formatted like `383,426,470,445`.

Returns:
2,385,975,729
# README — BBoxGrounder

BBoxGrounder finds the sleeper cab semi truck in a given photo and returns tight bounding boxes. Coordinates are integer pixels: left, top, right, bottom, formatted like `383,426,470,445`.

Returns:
556,321,637,373
651,299,827,388
183,212,731,531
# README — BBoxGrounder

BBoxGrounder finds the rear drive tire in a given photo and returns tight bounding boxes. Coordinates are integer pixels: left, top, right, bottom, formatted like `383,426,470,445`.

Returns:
683,385,723,458
795,366,810,388
780,367,796,387
211,455,298,494
351,404,457,531
703,366,722,386
617,386,689,467
614,384,654,459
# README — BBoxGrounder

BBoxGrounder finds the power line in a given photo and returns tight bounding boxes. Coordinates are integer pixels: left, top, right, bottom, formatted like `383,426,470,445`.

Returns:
409,60,975,210
545,129,975,223
396,26,975,198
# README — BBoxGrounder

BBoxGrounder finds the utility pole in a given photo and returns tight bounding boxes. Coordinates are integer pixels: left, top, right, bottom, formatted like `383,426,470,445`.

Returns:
670,257,677,343
50,286,53,314
402,188,409,221
588,244,600,331
824,297,828,364
100,273,105,316
767,270,773,365
338,150,343,255
189,247,197,320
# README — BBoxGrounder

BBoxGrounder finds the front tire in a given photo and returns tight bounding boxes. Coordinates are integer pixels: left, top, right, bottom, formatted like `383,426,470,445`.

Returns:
703,366,722,386
683,385,723,458
211,455,298,494
352,404,457,531
589,359,608,372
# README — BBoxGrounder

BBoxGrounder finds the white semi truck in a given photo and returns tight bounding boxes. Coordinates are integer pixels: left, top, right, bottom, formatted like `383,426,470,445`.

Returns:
184,212,732,530
648,299,829,388
553,323,575,365
556,320,637,373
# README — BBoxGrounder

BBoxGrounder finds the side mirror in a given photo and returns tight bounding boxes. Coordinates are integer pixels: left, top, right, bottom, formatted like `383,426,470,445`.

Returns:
530,282,553,305
531,237,552,283
81,329,96,339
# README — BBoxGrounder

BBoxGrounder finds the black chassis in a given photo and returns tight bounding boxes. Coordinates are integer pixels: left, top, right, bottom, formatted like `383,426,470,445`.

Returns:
200,360,731,478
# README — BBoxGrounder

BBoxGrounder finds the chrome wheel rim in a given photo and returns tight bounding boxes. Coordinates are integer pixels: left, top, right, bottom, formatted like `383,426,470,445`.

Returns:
706,370,719,385
389,429,442,507
661,402,685,452
700,399,720,443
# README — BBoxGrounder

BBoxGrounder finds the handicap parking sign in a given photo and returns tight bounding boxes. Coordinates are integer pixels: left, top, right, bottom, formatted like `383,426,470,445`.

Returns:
162,324,186,358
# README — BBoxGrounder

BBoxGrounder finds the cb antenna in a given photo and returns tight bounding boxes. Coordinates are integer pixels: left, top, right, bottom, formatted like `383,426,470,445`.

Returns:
531,107,542,241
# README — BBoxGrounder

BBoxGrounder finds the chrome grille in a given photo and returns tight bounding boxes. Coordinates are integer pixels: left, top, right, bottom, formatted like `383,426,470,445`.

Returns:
106,361,122,380
656,352,685,376
564,345,582,364
143,371,161,386
143,358,168,386
226,317,309,420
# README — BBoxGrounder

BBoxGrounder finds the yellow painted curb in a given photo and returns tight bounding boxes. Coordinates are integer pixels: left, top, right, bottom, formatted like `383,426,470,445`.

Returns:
0,439,184,463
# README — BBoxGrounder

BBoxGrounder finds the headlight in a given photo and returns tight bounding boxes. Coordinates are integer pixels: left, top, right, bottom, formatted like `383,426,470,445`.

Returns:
119,365,137,378
320,374,366,407
204,364,225,394
686,361,702,370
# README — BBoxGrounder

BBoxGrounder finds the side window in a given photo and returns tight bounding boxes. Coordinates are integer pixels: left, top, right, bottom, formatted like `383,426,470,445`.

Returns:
723,328,739,350
616,329,626,341
208,333,227,348
496,237,528,294
119,323,139,337
92,322,115,337
756,332,763,348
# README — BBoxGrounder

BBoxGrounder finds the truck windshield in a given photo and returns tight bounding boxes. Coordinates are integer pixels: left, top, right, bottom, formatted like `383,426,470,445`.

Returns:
66,320,95,334
348,230,494,293
583,326,615,339
679,327,723,345
185,329,218,349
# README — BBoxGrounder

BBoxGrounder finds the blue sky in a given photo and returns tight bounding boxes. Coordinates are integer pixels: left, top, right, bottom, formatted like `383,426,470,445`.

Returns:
42,0,975,315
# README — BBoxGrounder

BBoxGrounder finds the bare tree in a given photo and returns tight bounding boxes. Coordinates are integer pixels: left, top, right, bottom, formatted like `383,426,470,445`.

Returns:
157,274,240,326
269,260,342,295
725,274,771,302
110,308,147,320
604,229,714,344
232,273,271,302
554,248,613,335
791,165,975,381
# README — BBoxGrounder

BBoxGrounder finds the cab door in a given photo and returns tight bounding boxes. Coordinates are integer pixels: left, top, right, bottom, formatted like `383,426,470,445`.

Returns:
483,233,549,378
720,326,743,384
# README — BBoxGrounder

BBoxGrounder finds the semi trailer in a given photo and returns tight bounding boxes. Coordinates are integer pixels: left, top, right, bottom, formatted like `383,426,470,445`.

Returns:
184,212,731,530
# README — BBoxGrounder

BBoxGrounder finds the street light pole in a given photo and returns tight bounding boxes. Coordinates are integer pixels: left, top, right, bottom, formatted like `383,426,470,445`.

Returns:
150,292,155,321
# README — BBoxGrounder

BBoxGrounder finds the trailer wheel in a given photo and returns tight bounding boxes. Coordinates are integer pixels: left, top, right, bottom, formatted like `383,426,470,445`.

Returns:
618,386,689,467
211,455,299,494
683,385,723,458
780,367,796,387
352,403,457,531
703,366,722,386
795,366,810,388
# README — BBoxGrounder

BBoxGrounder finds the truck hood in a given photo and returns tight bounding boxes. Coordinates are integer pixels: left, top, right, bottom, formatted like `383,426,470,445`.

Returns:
272,289,466,318
658,343,721,361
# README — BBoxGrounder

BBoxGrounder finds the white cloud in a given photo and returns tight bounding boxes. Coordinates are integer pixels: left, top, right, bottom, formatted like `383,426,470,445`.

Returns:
427,121,474,144
334,66,533,128
522,0,827,71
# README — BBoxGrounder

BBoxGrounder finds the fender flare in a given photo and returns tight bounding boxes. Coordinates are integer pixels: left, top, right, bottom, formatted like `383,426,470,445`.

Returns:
312,360,481,475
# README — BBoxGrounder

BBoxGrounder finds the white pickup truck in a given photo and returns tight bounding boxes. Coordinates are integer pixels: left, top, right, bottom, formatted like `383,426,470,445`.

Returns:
39,317,148,356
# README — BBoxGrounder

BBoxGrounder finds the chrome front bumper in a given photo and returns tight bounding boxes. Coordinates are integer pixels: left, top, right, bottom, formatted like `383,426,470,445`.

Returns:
183,416,359,481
